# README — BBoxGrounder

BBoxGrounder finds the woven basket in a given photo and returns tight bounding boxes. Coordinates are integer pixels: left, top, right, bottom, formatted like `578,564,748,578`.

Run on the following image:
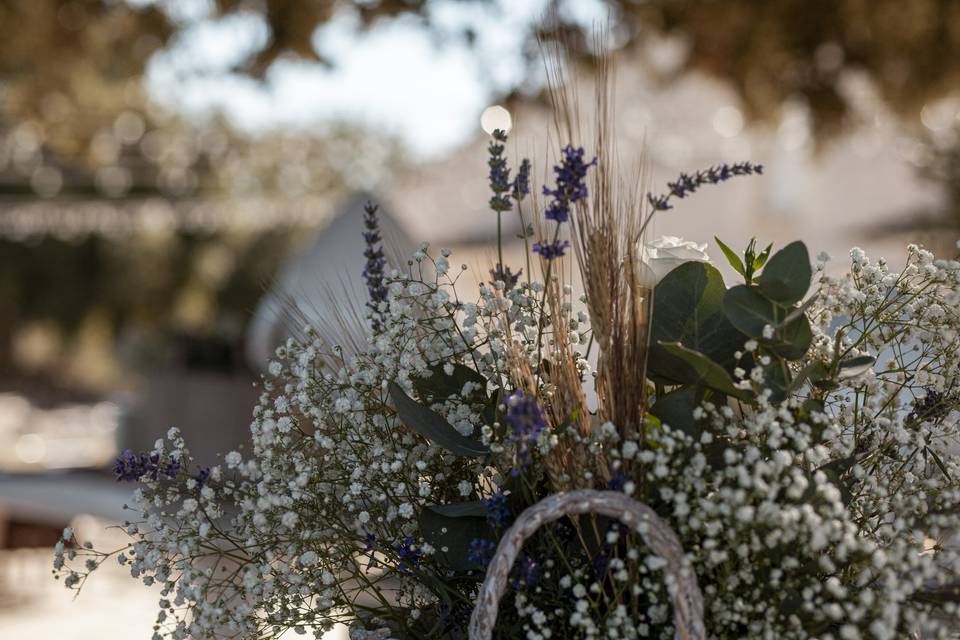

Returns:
350,490,705,640
468,489,705,640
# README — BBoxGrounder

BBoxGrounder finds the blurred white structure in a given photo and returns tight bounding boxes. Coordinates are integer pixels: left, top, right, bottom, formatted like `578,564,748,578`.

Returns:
386,60,948,280
246,192,415,370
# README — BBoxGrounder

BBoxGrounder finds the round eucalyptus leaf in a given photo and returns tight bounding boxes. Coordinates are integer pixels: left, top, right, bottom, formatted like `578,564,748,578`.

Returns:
650,261,746,378
767,314,813,361
837,355,876,379
723,285,778,338
758,241,812,305
649,386,699,437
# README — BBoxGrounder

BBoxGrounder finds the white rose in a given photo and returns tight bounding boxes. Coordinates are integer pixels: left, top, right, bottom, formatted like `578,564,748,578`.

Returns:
639,236,711,285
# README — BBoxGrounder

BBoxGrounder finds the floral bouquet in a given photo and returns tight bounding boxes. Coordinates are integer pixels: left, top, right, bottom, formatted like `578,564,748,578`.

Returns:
55,70,960,640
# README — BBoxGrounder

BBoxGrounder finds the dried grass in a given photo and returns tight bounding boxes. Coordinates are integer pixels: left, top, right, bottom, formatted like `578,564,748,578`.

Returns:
543,29,653,439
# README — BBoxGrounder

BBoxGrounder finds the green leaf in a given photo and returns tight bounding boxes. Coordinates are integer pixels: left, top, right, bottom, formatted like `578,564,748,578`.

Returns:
649,261,747,379
649,386,699,437
758,241,811,305
388,383,491,458
779,293,819,328
657,342,753,401
714,236,746,276
702,438,739,471
723,284,778,338
723,285,812,359
761,359,790,404
812,377,840,391
412,363,487,402
482,387,502,429
767,314,813,361
423,501,488,518
694,311,748,372
753,242,773,270
926,446,952,481
651,262,726,338
799,398,828,441
743,238,772,284
787,360,830,394
419,502,492,571
836,355,876,379
802,397,826,415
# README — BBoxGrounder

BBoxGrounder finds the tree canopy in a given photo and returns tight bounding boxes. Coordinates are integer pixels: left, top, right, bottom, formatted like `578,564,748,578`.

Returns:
4,0,960,149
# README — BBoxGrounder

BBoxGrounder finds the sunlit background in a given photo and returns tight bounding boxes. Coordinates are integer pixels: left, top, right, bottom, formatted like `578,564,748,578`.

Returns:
2,0,960,637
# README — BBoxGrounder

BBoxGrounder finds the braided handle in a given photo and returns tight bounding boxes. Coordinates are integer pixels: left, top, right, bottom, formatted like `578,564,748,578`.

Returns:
468,489,705,640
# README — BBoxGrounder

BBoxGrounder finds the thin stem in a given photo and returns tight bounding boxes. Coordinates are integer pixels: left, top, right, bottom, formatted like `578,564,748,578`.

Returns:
534,223,564,387
497,210,504,276
516,200,533,289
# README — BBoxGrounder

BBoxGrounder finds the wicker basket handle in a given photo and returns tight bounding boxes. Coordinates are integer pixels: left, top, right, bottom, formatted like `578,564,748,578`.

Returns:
468,489,705,640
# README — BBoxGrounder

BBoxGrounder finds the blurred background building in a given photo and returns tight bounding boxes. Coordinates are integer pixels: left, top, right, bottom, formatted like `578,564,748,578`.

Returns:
1,0,959,637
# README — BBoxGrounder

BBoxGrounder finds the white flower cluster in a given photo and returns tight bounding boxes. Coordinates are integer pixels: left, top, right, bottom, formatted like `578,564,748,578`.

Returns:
53,248,549,638
52,244,960,639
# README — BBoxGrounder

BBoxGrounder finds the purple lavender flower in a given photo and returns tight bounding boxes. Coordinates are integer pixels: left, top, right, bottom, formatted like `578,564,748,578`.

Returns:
484,491,511,530
162,459,181,479
607,470,628,492
487,129,513,213
113,449,177,482
362,530,379,568
512,555,541,590
489,263,522,289
907,389,950,425
533,145,595,261
542,145,596,223
468,538,497,567
512,158,531,200
647,162,764,212
195,467,211,493
362,201,388,332
363,530,377,552
114,449,147,482
591,553,612,578
504,391,548,473
532,239,570,260
393,536,422,574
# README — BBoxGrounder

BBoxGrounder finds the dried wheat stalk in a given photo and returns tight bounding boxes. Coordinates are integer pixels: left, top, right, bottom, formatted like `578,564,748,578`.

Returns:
542,33,653,437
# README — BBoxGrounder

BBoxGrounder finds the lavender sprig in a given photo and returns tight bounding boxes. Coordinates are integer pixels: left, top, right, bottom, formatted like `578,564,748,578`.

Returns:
907,389,950,425
512,555,541,590
512,158,531,200
646,161,764,212
113,449,180,483
362,201,387,332
534,145,596,260
487,128,527,290
489,263,522,290
487,129,513,213
542,146,596,224
530,239,570,260
483,491,511,530
392,536,422,574
504,391,548,474
467,537,496,567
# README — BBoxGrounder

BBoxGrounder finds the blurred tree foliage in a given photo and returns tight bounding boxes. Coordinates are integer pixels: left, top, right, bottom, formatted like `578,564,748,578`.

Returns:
0,1,400,389
0,0,171,165
0,229,296,388
608,0,960,139
2,0,958,391
3,0,959,158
